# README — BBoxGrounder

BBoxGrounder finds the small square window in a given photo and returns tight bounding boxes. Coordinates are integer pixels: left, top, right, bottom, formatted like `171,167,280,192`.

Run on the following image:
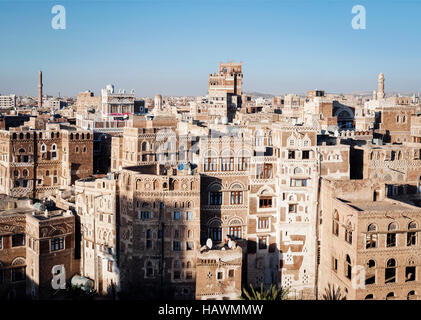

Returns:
288,204,297,213
12,234,25,247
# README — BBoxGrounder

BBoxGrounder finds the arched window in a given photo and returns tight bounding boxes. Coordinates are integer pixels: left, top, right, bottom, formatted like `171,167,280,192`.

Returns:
407,221,417,246
366,260,376,285
229,218,242,240
366,224,377,248
12,257,26,266
146,229,152,238
19,133,23,139
18,148,25,153
186,261,192,269
41,144,46,152
51,144,56,151
141,141,147,151
406,257,416,282
345,222,352,244
365,294,374,300
345,255,352,280
385,259,396,283
387,223,397,247
146,261,153,277
332,211,339,236
254,130,264,146
174,260,181,269
204,150,218,172
386,292,395,300
75,133,79,139
22,169,28,177
179,145,185,161
208,219,222,242
407,291,416,300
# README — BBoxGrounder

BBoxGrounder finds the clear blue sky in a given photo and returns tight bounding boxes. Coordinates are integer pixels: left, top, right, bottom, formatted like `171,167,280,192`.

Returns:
0,0,420,97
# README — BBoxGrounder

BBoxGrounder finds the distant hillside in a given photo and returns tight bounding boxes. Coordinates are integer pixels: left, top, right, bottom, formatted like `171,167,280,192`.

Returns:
244,91,276,98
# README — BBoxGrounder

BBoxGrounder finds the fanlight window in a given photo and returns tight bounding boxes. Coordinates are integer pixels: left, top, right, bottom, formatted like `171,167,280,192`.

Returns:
407,221,417,246
387,223,397,247
366,224,378,249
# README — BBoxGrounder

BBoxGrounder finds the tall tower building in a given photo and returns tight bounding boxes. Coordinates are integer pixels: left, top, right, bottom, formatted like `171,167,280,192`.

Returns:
207,61,243,123
154,94,163,111
377,72,385,99
208,61,243,96
38,70,43,108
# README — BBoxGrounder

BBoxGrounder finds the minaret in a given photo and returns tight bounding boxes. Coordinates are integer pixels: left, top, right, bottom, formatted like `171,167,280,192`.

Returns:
372,90,377,101
38,70,43,108
377,73,385,99
154,94,163,111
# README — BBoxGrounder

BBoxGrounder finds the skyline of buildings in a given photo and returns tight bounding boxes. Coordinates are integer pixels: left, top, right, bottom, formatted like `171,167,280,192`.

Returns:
1,60,421,301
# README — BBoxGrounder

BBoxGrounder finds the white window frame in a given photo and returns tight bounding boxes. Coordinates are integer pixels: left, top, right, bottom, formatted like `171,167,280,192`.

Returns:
50,236,65,252
256,216,271,232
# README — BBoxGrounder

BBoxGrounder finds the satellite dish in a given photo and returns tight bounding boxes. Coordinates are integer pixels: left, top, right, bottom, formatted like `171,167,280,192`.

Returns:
206,238,213,249
227,239,232,249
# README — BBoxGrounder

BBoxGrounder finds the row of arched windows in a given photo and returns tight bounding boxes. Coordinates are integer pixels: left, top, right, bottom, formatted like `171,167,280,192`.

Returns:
366,222,417,248
12,132,62,140
332,212,418,248
135,200,193,209
365,291,416,300
342,255,417,286
69,132,90,140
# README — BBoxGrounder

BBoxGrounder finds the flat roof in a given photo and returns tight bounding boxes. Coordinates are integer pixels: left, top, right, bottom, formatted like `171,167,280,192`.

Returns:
341,199,418,212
